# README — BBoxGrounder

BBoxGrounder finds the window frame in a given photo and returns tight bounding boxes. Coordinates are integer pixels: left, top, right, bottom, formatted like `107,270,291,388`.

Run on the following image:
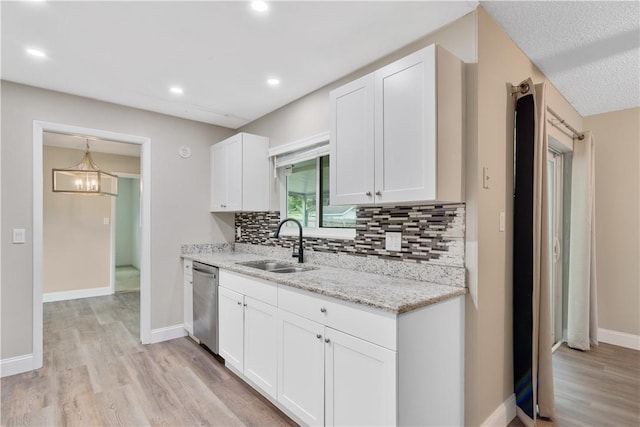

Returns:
272,133,356,240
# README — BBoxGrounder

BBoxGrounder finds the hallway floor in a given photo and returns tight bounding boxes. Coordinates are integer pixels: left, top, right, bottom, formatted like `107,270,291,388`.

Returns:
0,293,295,426
115,265,140,293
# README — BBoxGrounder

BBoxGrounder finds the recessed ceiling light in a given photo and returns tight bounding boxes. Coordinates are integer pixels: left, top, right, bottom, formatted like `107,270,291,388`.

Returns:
170,86,184,95
26,48,46,58
251,1,268,12
267,78,280,86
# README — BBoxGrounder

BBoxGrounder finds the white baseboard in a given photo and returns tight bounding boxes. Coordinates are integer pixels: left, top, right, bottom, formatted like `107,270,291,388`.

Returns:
598,328,640,351
150,324,187,344
0,353,34,378
481,393,516,427
43,286,112,302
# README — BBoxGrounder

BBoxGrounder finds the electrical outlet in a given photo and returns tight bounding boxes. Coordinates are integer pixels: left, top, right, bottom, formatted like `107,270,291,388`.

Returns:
236,226,242,238
385,232,402,252
499,211,505,232
103,217,110,225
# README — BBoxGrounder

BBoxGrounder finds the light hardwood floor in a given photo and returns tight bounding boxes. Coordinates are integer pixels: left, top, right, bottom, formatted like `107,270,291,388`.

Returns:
1,292,296,426
509,343,640,427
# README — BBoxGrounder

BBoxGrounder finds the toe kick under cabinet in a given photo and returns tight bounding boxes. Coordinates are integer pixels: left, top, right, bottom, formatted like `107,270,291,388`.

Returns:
217,270,465,426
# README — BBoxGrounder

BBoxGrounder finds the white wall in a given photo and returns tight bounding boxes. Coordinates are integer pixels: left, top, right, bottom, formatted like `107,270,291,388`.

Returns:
1,81,235,360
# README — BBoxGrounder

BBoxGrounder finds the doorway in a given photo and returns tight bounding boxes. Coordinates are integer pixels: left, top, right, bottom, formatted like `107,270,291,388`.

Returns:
33,121,152,371
114,175,141,293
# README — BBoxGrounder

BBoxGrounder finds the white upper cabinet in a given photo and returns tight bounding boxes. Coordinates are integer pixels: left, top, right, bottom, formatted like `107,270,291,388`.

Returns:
330,74,375,205
210,132,269,212
330,44,463,205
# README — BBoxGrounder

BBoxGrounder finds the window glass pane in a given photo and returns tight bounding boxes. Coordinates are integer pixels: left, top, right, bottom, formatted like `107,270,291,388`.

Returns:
319,156,356,228
286,159,317,227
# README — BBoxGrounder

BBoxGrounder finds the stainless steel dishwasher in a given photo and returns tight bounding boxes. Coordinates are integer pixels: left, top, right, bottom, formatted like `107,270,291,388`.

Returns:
192,262,219,354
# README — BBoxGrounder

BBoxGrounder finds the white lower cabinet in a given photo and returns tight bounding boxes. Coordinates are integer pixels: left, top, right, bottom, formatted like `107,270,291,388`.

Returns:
324,327,396,427
277,309,326,426
183,259,193,335
218,273,278,400
243,296,278,398
218,269,464,426
218,287,244,371
277,308,396,427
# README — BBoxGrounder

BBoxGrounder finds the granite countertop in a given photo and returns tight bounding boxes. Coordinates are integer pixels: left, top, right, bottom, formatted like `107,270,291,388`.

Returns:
183,252,466,314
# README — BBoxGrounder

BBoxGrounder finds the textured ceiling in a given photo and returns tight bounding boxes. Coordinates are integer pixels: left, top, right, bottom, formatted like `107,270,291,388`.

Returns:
482,1,640,117
1,1,477,129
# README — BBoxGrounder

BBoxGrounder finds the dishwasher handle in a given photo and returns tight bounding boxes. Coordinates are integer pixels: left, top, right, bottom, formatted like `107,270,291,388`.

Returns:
192,262,217,277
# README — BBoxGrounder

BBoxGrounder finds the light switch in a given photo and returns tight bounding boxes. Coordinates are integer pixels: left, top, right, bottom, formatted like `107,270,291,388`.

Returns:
385,232,402,252
499,211,505,232
103,217,110,225
13,228,26,244
483,167,490,189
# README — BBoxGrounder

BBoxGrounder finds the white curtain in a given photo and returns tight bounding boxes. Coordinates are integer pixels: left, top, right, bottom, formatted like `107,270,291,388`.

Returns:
531,82,556,422
567,131,599,350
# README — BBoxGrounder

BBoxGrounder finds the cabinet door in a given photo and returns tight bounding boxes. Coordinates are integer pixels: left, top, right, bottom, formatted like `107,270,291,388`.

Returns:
225,135,243,211
183,272,193,335
244,296,278,399
218,287,244,372
374,45,437,204
210,142,229,211
325,328,397,427
330,74,375,205
277,309,325,426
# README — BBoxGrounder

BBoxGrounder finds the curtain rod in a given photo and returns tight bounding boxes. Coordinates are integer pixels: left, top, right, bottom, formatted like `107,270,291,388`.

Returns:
546,107,585,140
510,84,585,141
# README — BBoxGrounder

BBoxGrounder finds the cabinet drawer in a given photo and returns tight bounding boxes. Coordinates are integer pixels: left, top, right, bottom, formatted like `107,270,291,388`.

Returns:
183,259,193,277
278,286,397,351
220,270,277,306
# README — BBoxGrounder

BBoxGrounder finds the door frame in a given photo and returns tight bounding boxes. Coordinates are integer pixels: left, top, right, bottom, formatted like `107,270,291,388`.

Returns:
33,121,152,369
111,173,141,294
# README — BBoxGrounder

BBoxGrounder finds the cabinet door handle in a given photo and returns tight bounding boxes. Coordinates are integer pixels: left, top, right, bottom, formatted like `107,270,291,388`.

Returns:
237,301,242,306
320,307,327,313
375,191,382,196
243,303,247,307
365,191,372,196
324,338,331,344
316,334,322,339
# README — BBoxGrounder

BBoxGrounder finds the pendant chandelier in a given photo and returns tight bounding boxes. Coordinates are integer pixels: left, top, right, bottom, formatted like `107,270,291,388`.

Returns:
52,140,119,196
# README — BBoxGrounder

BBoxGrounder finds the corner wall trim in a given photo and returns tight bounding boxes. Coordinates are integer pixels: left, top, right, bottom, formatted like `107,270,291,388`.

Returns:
150,325,188,344
43,286,112,303
481,393,516,427
0,354,34,378
598,328,640,351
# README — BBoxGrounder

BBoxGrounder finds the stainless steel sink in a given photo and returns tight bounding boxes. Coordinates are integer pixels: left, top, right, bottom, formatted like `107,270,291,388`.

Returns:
236,260,317,274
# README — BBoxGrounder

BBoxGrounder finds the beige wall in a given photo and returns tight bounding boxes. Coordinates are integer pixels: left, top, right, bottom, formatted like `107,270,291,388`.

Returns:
1,81,235,359
43,145,140,293
473,7,584,425
584,108,640,336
